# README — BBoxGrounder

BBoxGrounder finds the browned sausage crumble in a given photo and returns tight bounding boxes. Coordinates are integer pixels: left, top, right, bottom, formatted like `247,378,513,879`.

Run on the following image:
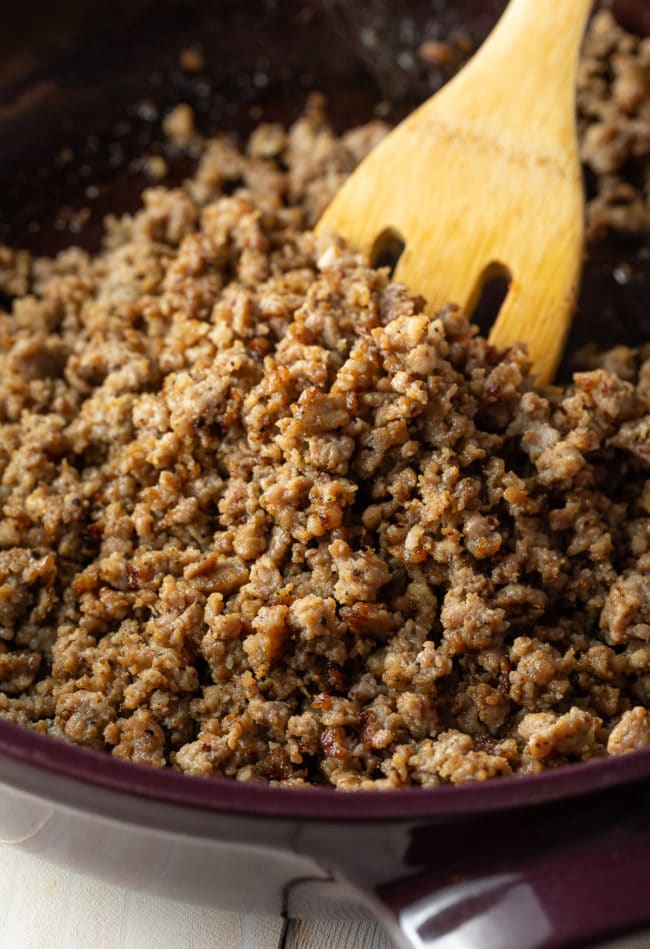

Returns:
0,12,649,788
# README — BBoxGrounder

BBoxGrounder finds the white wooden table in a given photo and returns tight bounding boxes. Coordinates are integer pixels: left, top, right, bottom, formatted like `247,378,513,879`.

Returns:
0,845,393,949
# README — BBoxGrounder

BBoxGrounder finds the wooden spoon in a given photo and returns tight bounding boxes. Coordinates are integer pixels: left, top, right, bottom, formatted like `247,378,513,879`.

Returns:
317,0,593,383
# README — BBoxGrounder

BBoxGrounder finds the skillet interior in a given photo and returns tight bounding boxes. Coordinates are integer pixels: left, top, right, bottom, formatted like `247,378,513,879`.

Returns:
0,0,650,817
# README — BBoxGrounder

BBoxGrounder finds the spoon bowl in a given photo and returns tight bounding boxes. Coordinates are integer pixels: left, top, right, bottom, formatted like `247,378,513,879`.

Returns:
317,0,593,383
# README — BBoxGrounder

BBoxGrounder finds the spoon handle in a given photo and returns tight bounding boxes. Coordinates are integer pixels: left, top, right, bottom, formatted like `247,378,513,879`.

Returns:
413,0,594,144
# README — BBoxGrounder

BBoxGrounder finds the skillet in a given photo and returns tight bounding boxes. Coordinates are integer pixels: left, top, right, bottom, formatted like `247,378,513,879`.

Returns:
1,2,650,946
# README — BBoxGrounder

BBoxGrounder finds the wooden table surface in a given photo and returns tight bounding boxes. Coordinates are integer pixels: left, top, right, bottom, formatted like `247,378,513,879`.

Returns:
0,845,393,949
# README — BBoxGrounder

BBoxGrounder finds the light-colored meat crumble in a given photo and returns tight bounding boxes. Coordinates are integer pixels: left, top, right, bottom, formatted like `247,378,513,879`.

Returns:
0,12,649,789
578,11,650,239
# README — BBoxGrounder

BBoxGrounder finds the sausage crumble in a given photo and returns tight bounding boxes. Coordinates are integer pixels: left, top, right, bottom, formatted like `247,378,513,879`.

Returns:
0,12,649,788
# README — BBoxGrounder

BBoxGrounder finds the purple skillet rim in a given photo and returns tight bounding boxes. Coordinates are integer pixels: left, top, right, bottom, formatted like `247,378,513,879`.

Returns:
1,717,650,821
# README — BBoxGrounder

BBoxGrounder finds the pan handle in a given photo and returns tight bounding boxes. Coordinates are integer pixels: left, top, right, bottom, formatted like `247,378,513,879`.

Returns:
373,805,650,948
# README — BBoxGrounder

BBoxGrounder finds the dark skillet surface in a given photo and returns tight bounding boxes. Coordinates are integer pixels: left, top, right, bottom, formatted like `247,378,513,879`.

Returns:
0,0,649,819
0,0,509,255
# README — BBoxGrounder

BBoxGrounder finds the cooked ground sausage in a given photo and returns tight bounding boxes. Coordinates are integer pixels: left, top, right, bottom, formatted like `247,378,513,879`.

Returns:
0,12,649,788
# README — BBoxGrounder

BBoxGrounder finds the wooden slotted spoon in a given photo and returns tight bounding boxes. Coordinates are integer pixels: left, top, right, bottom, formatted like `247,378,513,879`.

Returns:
317,0,593,383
